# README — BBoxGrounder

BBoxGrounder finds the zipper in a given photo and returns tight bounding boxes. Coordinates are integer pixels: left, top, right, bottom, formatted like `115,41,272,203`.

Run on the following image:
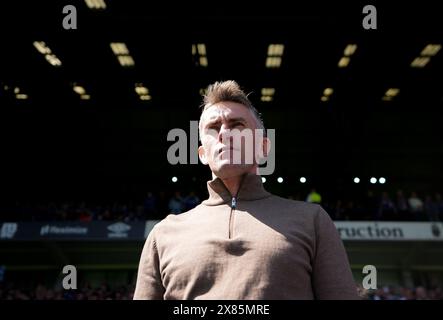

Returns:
228,197,237,239
226,174,247,240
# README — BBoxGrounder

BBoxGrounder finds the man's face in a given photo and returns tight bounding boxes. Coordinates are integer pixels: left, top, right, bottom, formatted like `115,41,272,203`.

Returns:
198,101,266,179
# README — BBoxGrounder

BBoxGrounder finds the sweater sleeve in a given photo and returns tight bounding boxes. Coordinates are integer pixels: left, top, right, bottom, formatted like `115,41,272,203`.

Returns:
133,227,165,300
311,205,360,299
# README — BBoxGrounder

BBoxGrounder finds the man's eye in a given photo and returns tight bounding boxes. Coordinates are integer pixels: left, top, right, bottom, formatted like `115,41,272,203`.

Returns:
232,122,244,128
207,125,219,131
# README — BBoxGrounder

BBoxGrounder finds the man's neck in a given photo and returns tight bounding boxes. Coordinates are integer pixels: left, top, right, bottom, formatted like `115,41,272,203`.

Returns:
220,175,244,197
217,166,258,197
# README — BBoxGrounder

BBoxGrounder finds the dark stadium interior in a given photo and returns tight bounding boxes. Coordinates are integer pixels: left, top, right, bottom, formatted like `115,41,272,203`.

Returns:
1,1,442,203
0,1,442,300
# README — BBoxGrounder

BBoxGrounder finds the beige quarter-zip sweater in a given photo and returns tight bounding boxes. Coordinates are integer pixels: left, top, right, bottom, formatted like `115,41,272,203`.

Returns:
134,173,359,300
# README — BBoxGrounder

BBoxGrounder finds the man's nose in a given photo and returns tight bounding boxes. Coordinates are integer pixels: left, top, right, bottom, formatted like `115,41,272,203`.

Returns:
218,124,231,143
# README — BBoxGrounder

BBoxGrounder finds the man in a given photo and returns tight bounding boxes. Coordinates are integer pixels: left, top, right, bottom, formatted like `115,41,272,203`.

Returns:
134,80,358,299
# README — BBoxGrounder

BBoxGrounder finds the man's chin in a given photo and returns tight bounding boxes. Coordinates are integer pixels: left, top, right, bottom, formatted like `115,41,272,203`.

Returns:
210,162,254,179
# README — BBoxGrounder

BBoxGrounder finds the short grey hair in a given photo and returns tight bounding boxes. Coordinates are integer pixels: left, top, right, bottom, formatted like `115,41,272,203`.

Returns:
199,81,265,140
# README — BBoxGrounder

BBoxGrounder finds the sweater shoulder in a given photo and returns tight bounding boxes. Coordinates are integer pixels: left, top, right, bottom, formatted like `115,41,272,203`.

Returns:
267,195,323,215
151,204,203,230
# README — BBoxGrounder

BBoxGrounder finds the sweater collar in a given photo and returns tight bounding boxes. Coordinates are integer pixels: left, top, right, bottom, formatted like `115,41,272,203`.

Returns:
202,173,271,206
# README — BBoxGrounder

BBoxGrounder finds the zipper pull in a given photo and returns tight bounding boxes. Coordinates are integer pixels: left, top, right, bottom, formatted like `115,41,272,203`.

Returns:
231,197,237,209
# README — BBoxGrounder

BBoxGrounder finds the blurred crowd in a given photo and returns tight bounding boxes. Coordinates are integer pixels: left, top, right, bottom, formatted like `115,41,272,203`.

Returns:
0,283,135,300
1,282,442,300
357,284,443,300
316,189,443,221
1,188,443,222
0,191,200,222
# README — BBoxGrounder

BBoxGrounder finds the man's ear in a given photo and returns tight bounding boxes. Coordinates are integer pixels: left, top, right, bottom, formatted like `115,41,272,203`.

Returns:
198,145,208,165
